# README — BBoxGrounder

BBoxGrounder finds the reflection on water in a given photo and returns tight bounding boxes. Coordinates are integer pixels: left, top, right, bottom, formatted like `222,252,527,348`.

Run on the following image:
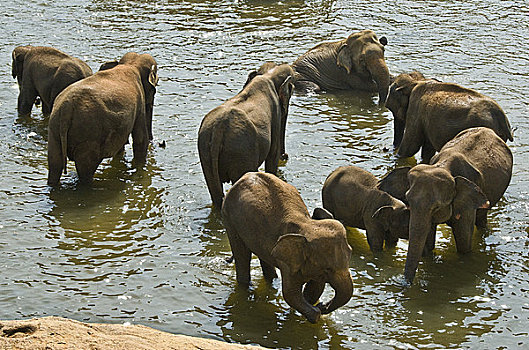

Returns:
0,0,528,349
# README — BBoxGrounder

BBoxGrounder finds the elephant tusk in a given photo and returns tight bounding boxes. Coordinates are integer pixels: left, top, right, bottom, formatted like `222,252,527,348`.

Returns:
455,213,461,220
480,201,490,209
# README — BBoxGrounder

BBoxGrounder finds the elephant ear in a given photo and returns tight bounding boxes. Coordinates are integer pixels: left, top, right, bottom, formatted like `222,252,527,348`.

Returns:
12,46,30,79
377,167,411,204
312,207,334,220
99,60,119,71
243,70,258,89
278,75,294,116
372,206,393,231
271,234,308,276
336,44,353,74
148,64,158,88
452,176,489,219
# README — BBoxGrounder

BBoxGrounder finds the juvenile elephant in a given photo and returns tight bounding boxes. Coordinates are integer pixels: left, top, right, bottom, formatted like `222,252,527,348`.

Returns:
386,71,513,161
292,29,390,104
47,52,158,186
222,172,353,323
198,63,295,209
322,166,410,251
383,127,513,283
12,45,93,117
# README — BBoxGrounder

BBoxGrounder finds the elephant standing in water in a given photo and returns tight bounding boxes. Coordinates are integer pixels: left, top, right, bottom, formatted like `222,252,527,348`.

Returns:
383,127,513,283
386,71,513,162
12,45,93,117
222,172,353,323
322,166,410,251
47,52,158,186
292,29,390,105
198,63,295,209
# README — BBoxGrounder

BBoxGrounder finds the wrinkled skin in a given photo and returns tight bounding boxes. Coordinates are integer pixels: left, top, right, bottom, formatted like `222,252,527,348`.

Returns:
222,172,353,323
47,52,158,186
198,63,295,209
322,166,410,251
12,46,93,117
383,127,513,283
386,71,513,161
292,29,390,105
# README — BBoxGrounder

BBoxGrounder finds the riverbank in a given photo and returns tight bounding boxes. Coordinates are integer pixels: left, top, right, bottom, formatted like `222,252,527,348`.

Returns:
0,317,266,350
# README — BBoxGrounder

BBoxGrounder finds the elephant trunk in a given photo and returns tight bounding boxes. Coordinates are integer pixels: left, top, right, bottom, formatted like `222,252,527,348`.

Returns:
319,268,353,315
367,56,390,106
146,102,154,140
404,210,431,284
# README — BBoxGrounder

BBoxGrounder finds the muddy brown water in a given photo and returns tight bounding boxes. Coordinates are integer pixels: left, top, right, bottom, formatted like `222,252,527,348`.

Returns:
1,1,528,349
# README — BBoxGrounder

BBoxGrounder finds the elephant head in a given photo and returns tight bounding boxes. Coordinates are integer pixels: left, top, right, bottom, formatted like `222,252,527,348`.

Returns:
271,216,353,323
372,199,411,244
12,45,32,84
385,71,426,147
403,165,489,283
336,30,390,105
101,53,158,140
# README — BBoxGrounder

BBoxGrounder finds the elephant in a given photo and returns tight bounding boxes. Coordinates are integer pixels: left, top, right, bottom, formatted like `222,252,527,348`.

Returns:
385,71,513,162
383,127,513,283
47,52,158,186
221,172,353,323
12,45,93,117
292,29,390,105
322,166,410,251
198,63,295,209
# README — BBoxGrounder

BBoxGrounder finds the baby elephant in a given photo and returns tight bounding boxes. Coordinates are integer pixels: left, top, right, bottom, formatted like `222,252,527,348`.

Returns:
198,63,295,209
222,172,353,323
322,166,410,251
47,52,158,186
386,71,513,162
12,45,93,117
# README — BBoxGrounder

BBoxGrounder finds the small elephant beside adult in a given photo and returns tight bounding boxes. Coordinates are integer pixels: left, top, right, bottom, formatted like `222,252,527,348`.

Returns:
321,166,410,251
47,52,158,186
198,63,295,209
222,172,353,323
12,45,93,117
292,29,390,105
386,71,513,162
383,127,513,283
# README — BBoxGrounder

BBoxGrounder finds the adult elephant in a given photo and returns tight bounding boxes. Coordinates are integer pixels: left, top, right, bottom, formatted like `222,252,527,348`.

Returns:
222,172,353,323
198,63,295,209
383,127,513,284
47,52,158,186
321,166,410,251
292,29,390,105
386,71,513,161
12,45,93,117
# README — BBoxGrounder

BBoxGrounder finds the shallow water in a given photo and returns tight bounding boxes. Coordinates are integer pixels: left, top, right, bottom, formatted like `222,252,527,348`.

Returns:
1,0,528,348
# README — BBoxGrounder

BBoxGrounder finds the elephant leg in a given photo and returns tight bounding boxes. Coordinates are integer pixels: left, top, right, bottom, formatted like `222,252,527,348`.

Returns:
451,213,476,254
423,224,437,256
365,224,384,251
303,280,325,305
420,141,436,163
41,101,51,117
17,85,37,117
226,227,252,286
132,126,149,165
259,259,277,282
74,143,102,184
393,118,405,148
475,209,488,230
47,129,64,186
264,151,279,174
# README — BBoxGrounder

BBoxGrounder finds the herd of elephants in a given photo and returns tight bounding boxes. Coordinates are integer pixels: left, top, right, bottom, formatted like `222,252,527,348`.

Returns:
12,29,514,324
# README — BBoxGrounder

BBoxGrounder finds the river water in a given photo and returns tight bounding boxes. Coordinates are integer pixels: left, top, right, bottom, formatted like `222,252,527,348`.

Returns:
1,1,528,349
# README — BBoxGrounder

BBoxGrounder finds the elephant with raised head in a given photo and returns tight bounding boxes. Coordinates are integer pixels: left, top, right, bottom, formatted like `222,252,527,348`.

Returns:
47,52,158,186
322,166,410,251
386,71,513,162
383,127,513,283
198,63,295,209
222,172,353,323
292,29,390,105
12,45,93,117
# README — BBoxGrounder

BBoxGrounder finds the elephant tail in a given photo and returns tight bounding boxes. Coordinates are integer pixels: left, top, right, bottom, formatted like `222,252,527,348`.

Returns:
492,107,514,142
200,118,226,209
58,105,73,174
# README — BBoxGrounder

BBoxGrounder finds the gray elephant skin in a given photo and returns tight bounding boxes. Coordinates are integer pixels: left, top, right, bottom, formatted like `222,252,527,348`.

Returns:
292,29,390,105
198,63,295,209
322,166,410,251
12,45,93,117
222,172,354,323
47,52,158,186
386,71,513,162
383,127,513,283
